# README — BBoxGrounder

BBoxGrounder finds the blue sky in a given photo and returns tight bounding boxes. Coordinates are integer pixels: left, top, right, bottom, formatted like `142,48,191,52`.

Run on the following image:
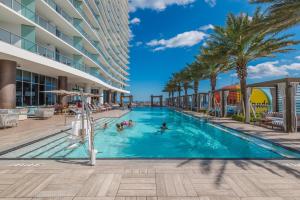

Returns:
128,0,300,101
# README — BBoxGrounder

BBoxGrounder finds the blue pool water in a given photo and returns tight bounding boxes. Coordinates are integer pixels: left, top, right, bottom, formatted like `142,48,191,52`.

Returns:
1,107,300,159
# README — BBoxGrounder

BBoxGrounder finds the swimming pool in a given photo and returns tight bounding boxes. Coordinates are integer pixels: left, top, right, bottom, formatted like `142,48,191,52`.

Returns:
1,107,300,159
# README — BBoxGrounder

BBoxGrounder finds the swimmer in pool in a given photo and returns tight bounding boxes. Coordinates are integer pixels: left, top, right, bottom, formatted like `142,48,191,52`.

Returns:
121,120,134,127
116,123,123,132
103,123,108,129
161,122,168,130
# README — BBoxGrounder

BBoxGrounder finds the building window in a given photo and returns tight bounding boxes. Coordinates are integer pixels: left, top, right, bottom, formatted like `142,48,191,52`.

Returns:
16,69,57,107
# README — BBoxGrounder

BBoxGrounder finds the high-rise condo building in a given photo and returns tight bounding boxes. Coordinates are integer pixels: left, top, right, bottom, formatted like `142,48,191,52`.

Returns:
0,0,130,108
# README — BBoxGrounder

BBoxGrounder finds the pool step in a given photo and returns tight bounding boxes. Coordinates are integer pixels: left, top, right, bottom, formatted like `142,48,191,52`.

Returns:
21,133,71,159
0,118,118,159
95,118,117,130
0,132,70,158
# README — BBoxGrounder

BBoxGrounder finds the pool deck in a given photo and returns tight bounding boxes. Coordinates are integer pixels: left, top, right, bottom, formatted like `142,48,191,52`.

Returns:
0,109,130,153
182,110,300,152
0,159,299,199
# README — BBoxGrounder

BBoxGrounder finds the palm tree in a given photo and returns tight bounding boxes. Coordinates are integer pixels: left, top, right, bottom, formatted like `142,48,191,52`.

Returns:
162,84,171,106
250,0,300,32
197,51,229,111
188,62,207,109
179,68,192,109
163,79,177,106
207,10,298,120
172,72,182,107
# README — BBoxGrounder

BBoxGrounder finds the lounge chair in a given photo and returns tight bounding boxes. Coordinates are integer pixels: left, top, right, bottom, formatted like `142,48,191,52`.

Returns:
27,107,38,118
104,103,112,110
99,105,108,112
34,108,55,119
259,112,284,130
0,109,19,128
17,108,28,121
111,104,120,109
0,114,18,128
87,104,98,113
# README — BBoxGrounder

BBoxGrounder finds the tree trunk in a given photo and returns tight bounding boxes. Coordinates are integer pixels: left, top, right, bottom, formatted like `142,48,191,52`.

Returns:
168,92,171,106
240,77,247,120
194,80,199,109
210,74,217,109
184,88,188,109
236,63,248,120
178,89,181,108
171,91,174,106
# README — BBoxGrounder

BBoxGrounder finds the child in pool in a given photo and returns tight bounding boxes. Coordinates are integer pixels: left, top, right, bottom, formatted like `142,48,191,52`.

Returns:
103,123,108,129
116,123,124,132
160,122,168,132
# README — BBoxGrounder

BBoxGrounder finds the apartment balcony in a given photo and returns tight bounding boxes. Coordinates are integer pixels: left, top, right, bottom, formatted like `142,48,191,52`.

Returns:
2,0,127,85
45,0,128,81
0,26,129,92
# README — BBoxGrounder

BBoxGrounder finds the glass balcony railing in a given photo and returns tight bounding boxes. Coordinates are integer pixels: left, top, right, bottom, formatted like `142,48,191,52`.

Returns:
1,0,124,84
42,0,122,79
0,0,56,35
0,27,126,90
79,0,128,73
0,0,127,86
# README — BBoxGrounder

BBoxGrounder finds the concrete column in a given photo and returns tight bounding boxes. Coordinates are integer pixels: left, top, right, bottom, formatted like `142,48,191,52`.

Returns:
113,92,117,104
0,60,17,109
286,82,292,133
108,90,112,104
99,88,104,105
85,84,91,104
151,95,153,107
221,90,225,117
58,76,68,106
270,87,277,112
120,93,124,106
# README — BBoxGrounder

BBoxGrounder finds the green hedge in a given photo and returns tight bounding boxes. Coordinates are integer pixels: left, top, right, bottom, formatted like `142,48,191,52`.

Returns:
232,114,260,123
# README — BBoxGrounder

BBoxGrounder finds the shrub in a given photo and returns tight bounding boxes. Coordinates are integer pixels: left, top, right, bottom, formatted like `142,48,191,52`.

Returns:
232,114,259,123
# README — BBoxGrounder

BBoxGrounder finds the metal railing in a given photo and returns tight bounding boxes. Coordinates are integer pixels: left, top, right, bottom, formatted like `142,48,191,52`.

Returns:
42,0,124,82
0,0,128,88
0,27,126,89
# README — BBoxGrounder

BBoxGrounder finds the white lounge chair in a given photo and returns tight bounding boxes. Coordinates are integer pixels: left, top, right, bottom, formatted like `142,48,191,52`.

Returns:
34,108,55,119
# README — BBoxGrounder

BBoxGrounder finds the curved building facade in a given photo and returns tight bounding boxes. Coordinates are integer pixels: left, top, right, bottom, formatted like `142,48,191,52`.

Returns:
0,0,130,108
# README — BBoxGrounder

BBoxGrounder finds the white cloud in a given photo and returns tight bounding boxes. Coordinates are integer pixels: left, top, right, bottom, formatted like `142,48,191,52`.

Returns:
229,61,300,79
135,41,143,46
129,0,195,12
230,73,237,77
204,0,216,7
199,24,214,31
247,61,300,79
147,30,207,51
248,62,287,79
241,12,253,21
130,17,141,25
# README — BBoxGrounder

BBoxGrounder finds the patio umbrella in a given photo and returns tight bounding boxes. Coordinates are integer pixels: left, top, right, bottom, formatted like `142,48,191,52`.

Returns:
42,90,80,96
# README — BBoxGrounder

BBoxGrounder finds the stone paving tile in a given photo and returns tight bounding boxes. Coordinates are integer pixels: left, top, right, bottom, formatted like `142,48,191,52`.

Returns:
0,160,299,200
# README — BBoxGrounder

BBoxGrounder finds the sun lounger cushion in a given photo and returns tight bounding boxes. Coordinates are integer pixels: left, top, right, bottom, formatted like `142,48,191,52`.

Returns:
0,114,18,128
34,108,55,119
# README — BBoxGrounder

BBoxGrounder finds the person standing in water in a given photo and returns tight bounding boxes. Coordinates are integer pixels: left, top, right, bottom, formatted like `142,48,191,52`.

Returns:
160,122,168,133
